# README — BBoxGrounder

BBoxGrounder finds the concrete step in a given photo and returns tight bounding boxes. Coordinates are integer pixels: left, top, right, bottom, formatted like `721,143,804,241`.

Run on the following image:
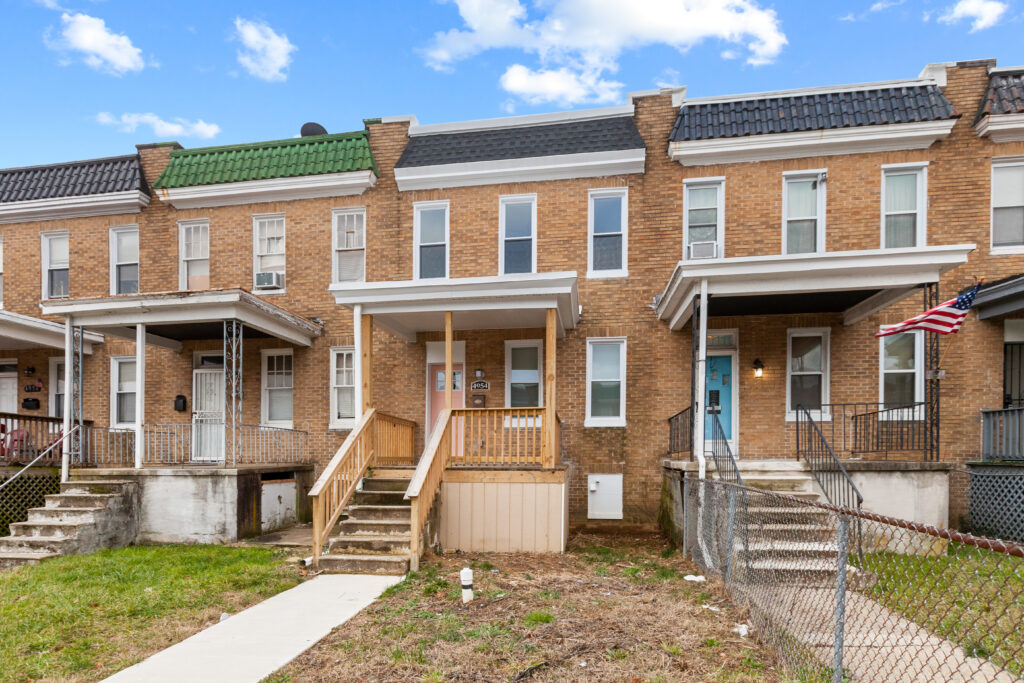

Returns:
9,520,90,538
747,559,864,586
352,490,409,506
746,507,829,518
0,535,73,554
61,480,133,495
44,493,115,509
335,519,411,536
742,475,814,492
739,541,838,559
361,478,410,493
318,553,409,575
328,534,411,555
0,550,59,570
346,505,410,521
27,506,100,523
746,523,834,541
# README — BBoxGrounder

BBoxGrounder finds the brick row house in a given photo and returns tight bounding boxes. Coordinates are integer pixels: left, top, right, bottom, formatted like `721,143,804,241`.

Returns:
2,58,1023,570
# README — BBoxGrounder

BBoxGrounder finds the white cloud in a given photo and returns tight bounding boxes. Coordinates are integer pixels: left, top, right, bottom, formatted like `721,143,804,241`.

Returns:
655,67,682,88
870,0,905,11
96,112,221,139
938,0,1008,31
233,17,296,82
34,0,64,9
839,12,857,21
424,0,787,106
45,12,144,75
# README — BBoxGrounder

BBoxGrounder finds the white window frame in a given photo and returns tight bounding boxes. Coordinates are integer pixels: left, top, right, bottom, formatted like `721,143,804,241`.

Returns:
785,327,830,422
683,177,725,260
178,219,210,291
991,158,1024,255
781,170,827,255
413,200,449,280
504,340,544,408
498,194,537,275
587,187,629,279
881,163,928,249
109,356,137,429
252,213,286,293
49,356,64,419
109,225,139,295
585,337,627,428
332,207,366,284
0,234,4,309
878,328,925,420
329,346,356,429
260,348,294,428
40,230,70,300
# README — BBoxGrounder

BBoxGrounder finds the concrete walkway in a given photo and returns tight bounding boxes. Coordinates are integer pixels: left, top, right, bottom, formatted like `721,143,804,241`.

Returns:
104,574,402,683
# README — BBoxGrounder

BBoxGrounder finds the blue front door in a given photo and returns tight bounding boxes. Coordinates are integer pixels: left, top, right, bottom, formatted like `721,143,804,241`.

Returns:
705,355,733,440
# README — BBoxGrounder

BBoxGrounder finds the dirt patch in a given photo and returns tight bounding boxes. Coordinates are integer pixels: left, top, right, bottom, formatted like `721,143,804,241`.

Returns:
277,532,778,682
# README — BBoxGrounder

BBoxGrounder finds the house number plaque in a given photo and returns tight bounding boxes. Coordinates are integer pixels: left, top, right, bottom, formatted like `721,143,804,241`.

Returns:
470,380,489,391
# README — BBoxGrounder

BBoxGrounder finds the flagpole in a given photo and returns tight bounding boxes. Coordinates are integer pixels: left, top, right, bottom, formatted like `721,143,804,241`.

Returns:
936,277,983,371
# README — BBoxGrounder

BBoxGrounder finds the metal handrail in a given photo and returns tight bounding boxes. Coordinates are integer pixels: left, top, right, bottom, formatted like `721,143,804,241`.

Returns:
668,406,693,457
0,425,79,494
795,406,863,510
981,406,1024,461
706,411,743,486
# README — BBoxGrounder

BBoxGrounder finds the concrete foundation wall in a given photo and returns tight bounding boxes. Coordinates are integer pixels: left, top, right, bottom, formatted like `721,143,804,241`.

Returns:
261,479,297,532
846,467,949,528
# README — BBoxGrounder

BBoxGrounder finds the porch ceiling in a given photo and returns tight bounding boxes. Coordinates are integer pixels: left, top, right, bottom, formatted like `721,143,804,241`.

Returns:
0,310,102,353
656,244,975,331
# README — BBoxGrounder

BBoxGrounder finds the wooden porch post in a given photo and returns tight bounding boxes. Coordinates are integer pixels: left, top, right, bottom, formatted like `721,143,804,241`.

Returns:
444,311,453,410
361,314,373,412
544,308,557,468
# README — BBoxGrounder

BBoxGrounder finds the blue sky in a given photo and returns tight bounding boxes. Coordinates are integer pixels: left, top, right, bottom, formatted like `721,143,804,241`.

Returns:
2,0,1024,167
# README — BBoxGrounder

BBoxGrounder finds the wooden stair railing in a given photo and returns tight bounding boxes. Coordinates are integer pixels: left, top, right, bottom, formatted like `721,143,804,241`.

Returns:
404,409,452,571
375,412,417,466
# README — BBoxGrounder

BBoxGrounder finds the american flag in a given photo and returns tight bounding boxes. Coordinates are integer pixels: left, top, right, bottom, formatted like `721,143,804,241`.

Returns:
875,284,981,337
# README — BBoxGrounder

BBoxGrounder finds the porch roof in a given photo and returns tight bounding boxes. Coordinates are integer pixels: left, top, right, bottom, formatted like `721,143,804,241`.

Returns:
0,310,103,353
39,289,322,350
656,244,975,330
330,272,580,341
973,272,1024,319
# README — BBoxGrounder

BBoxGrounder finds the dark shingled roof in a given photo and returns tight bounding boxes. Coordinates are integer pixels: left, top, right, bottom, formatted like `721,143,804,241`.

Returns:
395,116,645,168
671,84,957,142
975,70,1024,124
0,154,145,204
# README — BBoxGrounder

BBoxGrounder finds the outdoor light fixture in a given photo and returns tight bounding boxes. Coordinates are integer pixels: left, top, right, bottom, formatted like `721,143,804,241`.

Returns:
753,359,764,378
475,369,485,379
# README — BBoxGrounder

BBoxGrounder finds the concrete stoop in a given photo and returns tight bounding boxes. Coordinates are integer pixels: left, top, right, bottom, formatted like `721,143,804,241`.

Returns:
0,479,138,569
319,477,413,575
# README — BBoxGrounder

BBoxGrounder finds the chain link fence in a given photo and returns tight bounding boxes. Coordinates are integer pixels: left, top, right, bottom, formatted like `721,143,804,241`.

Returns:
966,467,1024,544
0,468,60,536
681,476,1024,682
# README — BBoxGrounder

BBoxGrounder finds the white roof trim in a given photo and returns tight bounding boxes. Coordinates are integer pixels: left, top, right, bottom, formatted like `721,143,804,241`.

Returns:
988,65,1024,75
668,119,956,166
627,86,686,107
0,310,102,353
683,77,938,107
380,115,419,125
408,106,634,136
975,113,1024,143
40,289,321,347
394,149,645,191
0,190,150,225
155,170,377,209
656,245,975,331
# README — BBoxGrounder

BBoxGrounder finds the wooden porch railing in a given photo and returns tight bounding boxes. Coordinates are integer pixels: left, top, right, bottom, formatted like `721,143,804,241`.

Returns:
405,409,452,571
450,407,552,468
375,412,416,466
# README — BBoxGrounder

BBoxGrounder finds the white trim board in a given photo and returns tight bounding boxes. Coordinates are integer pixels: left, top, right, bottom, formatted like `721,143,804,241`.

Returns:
0,190,150,225
976,114,1024,143
0,310,101,352
156,171,377,209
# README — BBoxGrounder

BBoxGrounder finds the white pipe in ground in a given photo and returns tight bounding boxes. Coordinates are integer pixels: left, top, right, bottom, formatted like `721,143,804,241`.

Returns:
461,568,473,603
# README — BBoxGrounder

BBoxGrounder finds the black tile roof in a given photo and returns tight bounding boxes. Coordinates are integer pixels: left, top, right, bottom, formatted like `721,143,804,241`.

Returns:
395,116,645,168
671,85,957,142
0,154,146,204
975,70,1024,123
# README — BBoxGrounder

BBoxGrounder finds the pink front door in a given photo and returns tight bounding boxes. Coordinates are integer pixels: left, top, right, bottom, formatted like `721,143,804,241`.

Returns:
428,363,464,433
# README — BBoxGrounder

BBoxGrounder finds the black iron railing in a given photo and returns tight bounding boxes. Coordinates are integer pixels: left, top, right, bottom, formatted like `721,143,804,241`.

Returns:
667,406,693,457
0,412,94,466
982,407,1024,462
814,402,927,459
795,406,863,512
707,410,743,485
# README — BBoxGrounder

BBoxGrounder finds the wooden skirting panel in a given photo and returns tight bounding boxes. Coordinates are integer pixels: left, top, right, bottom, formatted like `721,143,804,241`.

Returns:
439,475,568,553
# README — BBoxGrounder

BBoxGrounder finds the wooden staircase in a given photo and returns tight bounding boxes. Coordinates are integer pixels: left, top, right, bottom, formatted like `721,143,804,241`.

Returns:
318,475,413,575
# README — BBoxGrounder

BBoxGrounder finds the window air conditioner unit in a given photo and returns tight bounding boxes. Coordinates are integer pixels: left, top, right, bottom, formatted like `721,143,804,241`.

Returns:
688,241,718,259
254,271,283,290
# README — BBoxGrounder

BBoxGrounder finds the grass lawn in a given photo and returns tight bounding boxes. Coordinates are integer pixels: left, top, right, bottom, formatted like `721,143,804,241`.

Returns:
857,541,1024,677
274,532,779,682
0,545,301,683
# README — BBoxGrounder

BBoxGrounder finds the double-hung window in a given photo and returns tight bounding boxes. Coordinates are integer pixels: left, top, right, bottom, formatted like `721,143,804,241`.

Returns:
879,330,923,417
109,226,139,295
261,350,293,427
783,171,826,254
992,161,1024,251
253,214,286,291
585,338,626,427
333,208,366,283
684,178,724,260
787,328,830,419
330,347,356,428
414,201,448,279
588,188,628,277
50,357,64,419
882,164,927,248
499,195,536,275
111,358,136,427
505,341,543,408
179,220,210,290
42,232,69,299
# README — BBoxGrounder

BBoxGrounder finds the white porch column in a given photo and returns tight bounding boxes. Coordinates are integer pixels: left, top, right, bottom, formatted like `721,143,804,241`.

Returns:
134,323,146,469
352,304,363,420
61,318,74,482
693,279,709,480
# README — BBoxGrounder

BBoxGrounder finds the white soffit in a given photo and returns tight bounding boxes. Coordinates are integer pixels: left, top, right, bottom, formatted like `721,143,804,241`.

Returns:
155,171,377,209
0,191,150,225
0,310,102,353
975,114,1024,143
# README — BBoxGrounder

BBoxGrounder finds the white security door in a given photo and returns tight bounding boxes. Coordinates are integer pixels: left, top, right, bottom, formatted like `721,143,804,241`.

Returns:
192,369,225,462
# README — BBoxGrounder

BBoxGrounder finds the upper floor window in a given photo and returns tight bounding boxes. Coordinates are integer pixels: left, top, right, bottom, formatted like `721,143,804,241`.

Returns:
109,226,139,295
261,349,293,428
786,328,830,419
588,188,628,278
333,208,365,283
414,201,449,279
253,214,285,292
882,164,927,249
505,340,543,408
683,178,724,260
879,330,923,412
41,231,69,299
179,220,210,291
992,161,1024,251
783,171,826,255
330,347,356,428
585,337,626,427
499,195,536,275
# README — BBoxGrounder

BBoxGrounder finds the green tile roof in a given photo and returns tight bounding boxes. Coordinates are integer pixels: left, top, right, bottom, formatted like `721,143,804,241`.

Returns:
152,131,377,189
